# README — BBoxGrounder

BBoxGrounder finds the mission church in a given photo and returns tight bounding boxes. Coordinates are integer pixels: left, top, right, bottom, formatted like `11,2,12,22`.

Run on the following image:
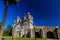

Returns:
13,12,60,39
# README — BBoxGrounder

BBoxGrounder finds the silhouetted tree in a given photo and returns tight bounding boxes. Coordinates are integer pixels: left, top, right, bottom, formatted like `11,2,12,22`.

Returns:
3,24,12,36
0,0,19,40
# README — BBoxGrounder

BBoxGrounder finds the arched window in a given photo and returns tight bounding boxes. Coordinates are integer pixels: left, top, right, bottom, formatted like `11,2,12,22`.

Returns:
47,31,54,39
35,29,43,38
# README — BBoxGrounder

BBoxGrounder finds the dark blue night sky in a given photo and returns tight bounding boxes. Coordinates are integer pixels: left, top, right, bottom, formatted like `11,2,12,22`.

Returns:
0,0,60,28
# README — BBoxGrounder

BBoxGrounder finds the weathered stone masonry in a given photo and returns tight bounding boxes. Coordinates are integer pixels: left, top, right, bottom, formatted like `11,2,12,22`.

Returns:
13,12,60,39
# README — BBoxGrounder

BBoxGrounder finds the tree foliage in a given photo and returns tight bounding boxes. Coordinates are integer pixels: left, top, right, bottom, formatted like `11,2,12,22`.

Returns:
3,24,12,36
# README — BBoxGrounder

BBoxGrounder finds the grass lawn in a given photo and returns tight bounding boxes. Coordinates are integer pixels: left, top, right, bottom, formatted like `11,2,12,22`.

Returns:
2,36,47,40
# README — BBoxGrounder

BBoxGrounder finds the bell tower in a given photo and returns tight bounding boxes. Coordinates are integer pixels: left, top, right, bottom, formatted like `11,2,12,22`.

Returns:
24,12,33,29
14,16,21,24
23,12,34,38
13,16,22,37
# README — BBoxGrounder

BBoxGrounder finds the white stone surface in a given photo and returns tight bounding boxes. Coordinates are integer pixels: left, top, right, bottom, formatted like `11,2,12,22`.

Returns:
13,12,60,38
47,39,54,40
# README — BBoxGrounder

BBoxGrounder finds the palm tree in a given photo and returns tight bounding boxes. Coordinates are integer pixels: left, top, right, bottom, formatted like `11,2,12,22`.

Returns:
0,0,19,40
0,22,2,30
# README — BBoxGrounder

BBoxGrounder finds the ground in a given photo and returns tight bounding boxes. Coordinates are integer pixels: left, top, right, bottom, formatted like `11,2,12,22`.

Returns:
2,36,60,40
3,36,47,40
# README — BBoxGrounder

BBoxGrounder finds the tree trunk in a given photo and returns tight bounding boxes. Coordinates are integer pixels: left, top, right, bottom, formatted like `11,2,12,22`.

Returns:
0,1,8,40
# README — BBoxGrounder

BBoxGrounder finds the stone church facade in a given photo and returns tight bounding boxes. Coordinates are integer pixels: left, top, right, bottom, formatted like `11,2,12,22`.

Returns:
13,12,60,39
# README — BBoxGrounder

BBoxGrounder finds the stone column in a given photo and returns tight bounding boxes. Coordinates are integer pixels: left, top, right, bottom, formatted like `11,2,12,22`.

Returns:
31,29,35,38
17,31,19,37
14,32,17,37
57,29,60,39
53,32,57,39
42,28,46,38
